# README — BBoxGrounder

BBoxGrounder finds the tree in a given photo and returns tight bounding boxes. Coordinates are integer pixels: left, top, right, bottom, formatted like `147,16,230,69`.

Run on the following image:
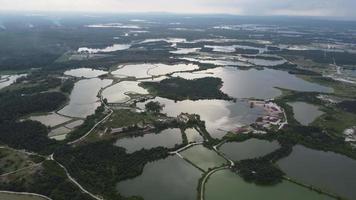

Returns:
145,101,164,113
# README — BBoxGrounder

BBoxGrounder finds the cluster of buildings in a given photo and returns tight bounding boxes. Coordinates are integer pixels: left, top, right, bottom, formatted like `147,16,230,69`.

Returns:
251,101,286,130
344,127,356,143
231,100,287,135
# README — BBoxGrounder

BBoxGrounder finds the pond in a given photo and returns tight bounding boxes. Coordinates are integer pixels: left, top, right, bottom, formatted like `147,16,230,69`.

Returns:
58,78,112,118
64,68,107,78
137,97,265,139
29,112,71,128
277,145,356,200
116,155,201,200
114,128,183,153
48,126,71,138
185,128,204,143
287,102,324,125
205,170,334,200
219,138,280,161
77,44,131,53
102,81,148,103
203,67,332,99
180,145,227,171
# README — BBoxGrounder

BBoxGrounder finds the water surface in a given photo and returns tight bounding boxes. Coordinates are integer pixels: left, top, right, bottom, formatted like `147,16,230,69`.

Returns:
58,78,112,118
0,74,26,89
116,156,201,200
203,67,332,99
64,68,107,78
138,97,265,139
78,44,131,53
219,139,280,161
114,128,183,153
287,102,324,125
205,170,333,200
29,112,71,127
180,145,227,171
102,81,148,103
278,145,356,200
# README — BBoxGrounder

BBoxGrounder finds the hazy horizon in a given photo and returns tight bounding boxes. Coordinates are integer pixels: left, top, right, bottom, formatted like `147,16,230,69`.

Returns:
1,0,356,20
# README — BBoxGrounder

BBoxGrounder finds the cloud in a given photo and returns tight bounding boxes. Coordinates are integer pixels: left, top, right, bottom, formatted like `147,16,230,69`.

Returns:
0,0,355,19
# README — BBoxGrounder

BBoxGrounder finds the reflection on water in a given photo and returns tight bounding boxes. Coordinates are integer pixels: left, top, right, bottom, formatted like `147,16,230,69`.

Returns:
202,67,332,99
137,97,265,139
102,81,148,103
112,63,199,79
58,78,112,118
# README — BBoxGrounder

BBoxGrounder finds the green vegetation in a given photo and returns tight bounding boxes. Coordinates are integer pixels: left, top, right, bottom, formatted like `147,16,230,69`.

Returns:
140,77,232,101
272,49,356,65
105,109,157,128
0,121,57,154
145,101,164,113
241,54,282,61
0,148,34,175
0,91,66,122
337,100,356,114
235,158,285,185
0,160,93,200
65,105,107,142
55,140,169,199
299,75,356,98
60,79,75,94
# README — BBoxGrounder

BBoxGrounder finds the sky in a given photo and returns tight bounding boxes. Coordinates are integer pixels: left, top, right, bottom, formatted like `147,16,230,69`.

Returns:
0,0,356,19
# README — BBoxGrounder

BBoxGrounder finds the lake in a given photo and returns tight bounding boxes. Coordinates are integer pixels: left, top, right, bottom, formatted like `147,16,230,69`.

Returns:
58,78,112,118
203,67,332,99
287,102,324,125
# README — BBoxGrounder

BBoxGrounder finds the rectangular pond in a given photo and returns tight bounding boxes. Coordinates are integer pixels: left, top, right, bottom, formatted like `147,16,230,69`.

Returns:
116,155,202,200
180,145,227,171
114,128,183,153
277,145,356,200
205,170,334,200
219,138,280,161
